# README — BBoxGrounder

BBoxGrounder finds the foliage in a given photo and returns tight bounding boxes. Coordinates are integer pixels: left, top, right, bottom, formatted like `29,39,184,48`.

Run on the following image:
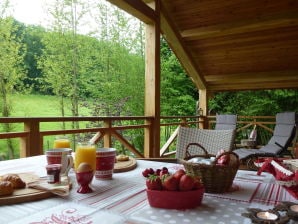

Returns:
208,90,298,116
0,0,27,159
160,38,198,115
22,25,45,93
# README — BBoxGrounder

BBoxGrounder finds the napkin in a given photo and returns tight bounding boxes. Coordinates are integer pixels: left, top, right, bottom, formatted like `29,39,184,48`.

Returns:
28,175,70,197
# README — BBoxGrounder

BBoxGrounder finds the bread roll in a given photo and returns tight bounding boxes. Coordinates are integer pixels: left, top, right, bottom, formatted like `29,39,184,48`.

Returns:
2,174,26,189
116,154,129,161
0,181,14,196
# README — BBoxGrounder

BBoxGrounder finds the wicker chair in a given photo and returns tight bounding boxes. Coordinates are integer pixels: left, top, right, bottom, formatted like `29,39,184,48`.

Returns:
176,126,236,159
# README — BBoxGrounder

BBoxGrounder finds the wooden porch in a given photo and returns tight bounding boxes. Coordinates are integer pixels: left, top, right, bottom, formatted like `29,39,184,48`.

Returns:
1,1,297,160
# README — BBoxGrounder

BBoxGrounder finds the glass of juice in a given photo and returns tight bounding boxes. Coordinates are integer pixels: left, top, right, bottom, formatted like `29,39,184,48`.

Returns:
74,142,96,171
53,136,71,149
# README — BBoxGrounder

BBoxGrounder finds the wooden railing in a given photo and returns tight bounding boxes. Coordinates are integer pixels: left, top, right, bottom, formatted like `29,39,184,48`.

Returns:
159,115,277,158
0,116,204,160
0,115,281,160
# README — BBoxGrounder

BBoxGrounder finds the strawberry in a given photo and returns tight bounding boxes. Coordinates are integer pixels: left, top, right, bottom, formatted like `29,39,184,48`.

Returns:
162,174,179,191
142,168,154,177
179,174,195,191
162,167,168,173
159,169,169,177
192,176,202,190
146,174,162,190
173,169,186,181
155,168,161,176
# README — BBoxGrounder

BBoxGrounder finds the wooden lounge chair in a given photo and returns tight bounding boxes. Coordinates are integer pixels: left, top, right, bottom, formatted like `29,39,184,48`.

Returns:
233,112,297,170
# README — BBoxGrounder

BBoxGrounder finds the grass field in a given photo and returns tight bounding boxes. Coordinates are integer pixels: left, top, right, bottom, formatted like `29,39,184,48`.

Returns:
0,94,92,159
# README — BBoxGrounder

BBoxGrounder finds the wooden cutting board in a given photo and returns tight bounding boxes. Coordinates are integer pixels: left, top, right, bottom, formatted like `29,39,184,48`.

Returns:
0,173,53,205
114,157,137,173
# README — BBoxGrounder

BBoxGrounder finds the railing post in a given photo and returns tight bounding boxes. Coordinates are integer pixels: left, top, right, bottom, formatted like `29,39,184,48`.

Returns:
181,118,187,127
144,117,154,158
199,116,208,129
20,120,42,157
103,120,112,148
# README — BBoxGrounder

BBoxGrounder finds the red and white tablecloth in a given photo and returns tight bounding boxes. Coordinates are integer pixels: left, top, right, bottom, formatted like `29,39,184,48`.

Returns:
0,156,297,224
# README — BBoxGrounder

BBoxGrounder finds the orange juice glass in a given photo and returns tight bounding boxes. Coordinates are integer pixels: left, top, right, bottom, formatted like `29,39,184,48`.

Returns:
74,142,96,171
53,136,71,149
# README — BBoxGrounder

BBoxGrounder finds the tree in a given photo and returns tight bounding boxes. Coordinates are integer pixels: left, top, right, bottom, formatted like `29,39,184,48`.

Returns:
22,25,46,93
38,0,92,120
0,0,26,158
208,90,298,116
160,38,198,116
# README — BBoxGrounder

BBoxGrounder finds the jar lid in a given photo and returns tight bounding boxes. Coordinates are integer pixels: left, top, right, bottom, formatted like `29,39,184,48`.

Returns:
46,164,62,170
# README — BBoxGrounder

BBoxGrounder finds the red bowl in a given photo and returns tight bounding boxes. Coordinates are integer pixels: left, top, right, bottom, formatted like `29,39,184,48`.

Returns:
146,187,205,209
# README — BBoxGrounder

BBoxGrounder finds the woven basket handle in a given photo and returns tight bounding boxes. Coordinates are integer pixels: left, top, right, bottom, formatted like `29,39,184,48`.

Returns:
215,151,240,166
184,143,209,158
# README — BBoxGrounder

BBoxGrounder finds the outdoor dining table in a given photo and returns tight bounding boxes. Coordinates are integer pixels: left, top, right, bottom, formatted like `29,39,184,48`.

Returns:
0,155,297,224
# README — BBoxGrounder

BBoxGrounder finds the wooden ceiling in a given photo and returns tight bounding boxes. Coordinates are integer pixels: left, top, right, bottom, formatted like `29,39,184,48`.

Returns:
108,0,298,93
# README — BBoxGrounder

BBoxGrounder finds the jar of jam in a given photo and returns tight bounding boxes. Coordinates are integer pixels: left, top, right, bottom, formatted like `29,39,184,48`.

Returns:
46,164,61,184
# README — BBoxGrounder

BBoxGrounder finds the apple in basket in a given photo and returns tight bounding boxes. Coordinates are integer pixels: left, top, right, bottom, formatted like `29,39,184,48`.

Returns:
216,149,230,165
142,167,205,209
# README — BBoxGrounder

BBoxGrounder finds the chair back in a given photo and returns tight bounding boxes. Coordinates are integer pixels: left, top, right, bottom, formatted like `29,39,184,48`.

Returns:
176,127,236,159
215,114,237,130
260,112,296,155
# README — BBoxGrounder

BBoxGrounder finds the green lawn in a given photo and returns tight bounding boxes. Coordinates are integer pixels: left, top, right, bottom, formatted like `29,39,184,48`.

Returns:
0,94,92,160
11,94,61,117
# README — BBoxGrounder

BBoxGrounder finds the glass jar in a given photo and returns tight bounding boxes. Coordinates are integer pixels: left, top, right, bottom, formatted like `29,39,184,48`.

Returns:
74,142,96,171
46,164,61,184
53,136,71,149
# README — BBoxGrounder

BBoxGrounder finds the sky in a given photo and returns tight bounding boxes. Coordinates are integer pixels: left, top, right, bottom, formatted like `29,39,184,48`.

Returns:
10,0,95,34
11,0,48,26
9,0,100,34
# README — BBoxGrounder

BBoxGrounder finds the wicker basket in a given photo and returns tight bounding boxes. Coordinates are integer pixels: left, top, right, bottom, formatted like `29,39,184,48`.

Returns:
178,143,240,193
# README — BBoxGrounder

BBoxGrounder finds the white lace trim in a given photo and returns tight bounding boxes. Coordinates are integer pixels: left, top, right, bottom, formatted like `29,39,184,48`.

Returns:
254,162,265,167
271,160,294,176
276,180,297,187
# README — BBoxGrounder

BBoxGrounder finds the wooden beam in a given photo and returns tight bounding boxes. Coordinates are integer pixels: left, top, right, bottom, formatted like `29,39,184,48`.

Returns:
107,0,156,24
181,12,298,40
205,70,298,91
144,0,161,158
205,70,298,84
209,84,298,92
208,75,298,91
160,2,206,90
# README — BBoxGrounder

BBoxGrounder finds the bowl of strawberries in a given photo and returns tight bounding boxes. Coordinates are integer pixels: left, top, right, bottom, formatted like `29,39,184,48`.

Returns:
142,167,205,209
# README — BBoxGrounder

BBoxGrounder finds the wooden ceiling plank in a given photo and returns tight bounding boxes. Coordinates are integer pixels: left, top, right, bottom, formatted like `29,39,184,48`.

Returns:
169,0,298,31
186,26,298,50
206,72,298,85
181,12,298,40
208,81,298,92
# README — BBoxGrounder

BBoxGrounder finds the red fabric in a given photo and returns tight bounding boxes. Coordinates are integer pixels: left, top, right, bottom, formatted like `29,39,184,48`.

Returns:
257,158,298,199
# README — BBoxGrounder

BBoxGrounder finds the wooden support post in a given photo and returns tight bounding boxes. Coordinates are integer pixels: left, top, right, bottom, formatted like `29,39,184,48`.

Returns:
103,120,112,148
20,120,42,157
144,0,161,158
198,89,208,129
